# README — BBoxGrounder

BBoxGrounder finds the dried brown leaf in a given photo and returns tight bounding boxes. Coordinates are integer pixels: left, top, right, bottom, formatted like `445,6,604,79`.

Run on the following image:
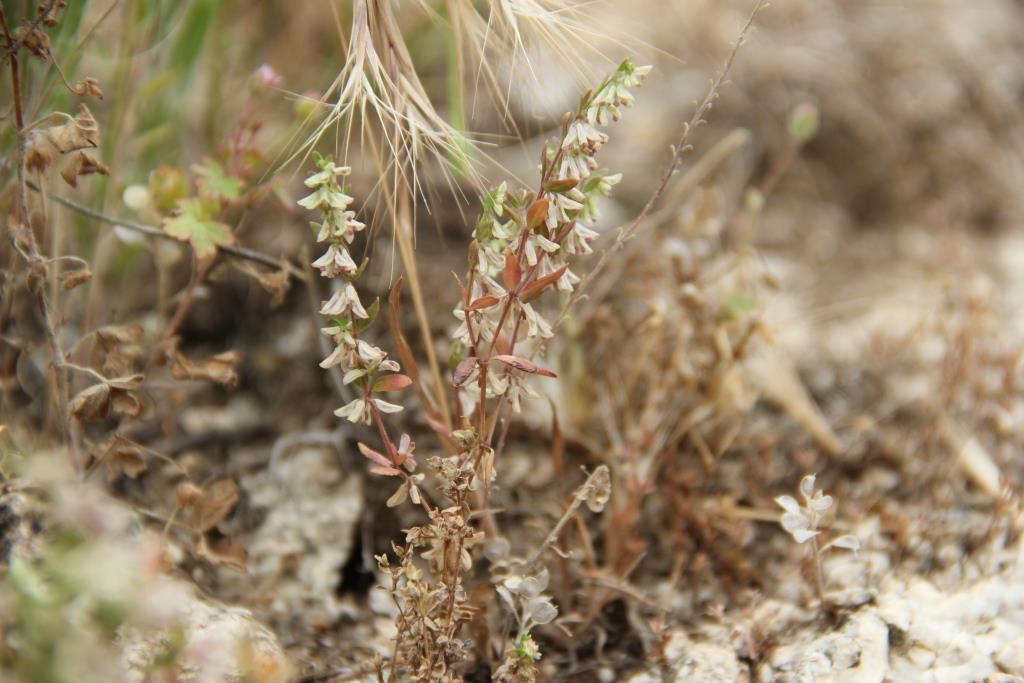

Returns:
101,435,148,480
197,529,248,572
584,465,611,513
493,355,556,377
234,261,291,308
70,383,111,422
110,389,142,417
177,482,204,507
195,479,240,532
60,151,109,188
96,324,144,346
60,269,92,291
45,104,100,153
171,350,241,389
453,356,479,387
73,77,104,100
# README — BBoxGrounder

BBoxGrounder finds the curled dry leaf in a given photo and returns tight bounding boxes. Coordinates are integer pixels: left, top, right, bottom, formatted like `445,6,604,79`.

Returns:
60,151,109,188
194,479,240,532
108,374,144,417
60,269,92,291
69,374,144,422
171,349,242,389
233,261,291,308
25,142,53,173
45,104,100,153
70,383,111,422
73,77,104,99
584,465,611,513
493,355,557,377
197,529,248,572
95,323,144,347
99,434,148,480
94,324,144,377
453,356,479,387
12,23,51,59
176,482,204,508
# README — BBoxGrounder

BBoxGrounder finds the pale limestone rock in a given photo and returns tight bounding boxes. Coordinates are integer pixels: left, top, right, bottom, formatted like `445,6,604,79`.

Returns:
121,585,289,683
995,635,1024,674
238,445,363,631
663,631,744,683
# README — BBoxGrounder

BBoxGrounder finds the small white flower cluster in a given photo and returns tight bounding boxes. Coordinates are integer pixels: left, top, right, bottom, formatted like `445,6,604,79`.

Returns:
453,60,650,410
300,154,404,425
775,474,860,552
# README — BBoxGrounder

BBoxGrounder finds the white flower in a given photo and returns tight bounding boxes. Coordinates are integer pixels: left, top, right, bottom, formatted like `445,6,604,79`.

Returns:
298,185,353,212
320,342,351,369
564,223,599,256
311,244,357,278
505,373,539,413
335,398,370,424
562,120,607,154
304,162,350,188
524,232,560,267
520,302,553,339
357,340,387,365
775,474,858,552
546,190,584,230
556,266,580,292
557,153,596,182
320,281,368,319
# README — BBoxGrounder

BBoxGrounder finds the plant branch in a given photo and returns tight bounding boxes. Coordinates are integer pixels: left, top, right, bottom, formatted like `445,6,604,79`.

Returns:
25,179,302,275
528,465,609,567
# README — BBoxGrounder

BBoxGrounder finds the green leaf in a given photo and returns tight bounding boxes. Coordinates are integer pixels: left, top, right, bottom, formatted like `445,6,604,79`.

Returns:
724,292,759,320
356,297,381,332
193,158,244,202
163,199,235,258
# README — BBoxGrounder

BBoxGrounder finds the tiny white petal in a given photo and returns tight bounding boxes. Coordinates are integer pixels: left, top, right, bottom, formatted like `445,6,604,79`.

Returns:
374,399,404,414
775,495,801,515
810,494,834,513
781,511,810,533
342,368,365,385
826,535,861,552
792,529,819,544
799,474,817,499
